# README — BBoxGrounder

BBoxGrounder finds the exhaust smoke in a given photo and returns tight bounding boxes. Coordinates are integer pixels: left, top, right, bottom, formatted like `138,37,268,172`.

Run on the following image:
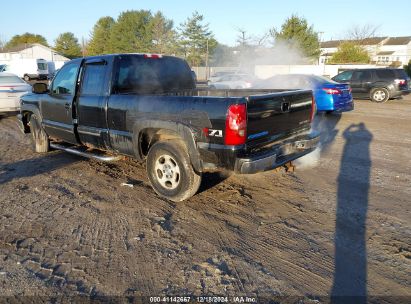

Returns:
294,113,340,170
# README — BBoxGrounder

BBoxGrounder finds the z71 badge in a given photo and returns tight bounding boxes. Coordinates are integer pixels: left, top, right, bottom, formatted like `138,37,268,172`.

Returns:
208,129,223,137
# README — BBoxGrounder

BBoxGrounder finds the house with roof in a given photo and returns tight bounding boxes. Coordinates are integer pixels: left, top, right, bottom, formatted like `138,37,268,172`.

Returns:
0,43,70,72
320,36,411,67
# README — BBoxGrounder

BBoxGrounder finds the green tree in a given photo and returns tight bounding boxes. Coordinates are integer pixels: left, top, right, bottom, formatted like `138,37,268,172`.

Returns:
270,15,320,60
54,32,82,59
5,32,48,49
179,11,217,66
110,10,153,53
329,41,370,64
210,43,238,66
150,12,177,54
87,16,115,55
0,36,5,51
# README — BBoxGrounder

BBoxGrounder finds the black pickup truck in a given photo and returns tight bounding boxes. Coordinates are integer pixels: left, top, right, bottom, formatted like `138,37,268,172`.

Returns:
18,54,319,201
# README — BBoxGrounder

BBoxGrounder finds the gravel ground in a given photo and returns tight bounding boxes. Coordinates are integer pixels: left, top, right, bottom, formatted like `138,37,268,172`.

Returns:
0,96,410,303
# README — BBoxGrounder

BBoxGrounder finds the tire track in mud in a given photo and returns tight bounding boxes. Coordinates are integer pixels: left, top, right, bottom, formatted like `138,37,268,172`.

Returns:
0,186,167,296
190,182,333,296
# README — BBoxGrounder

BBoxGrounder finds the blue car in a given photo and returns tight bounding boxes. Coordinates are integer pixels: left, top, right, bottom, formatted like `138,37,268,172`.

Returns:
255,74,354,113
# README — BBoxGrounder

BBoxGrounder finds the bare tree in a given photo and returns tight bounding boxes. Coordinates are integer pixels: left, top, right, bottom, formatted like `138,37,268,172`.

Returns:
252,32,269,47
235,28,252,47
346,24,381,44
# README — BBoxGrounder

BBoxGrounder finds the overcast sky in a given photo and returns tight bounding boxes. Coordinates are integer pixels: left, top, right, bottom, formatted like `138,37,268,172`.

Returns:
1,0,409,46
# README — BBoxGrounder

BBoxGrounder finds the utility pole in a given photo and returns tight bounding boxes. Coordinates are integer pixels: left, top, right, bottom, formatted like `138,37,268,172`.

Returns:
206,39,209,80
81,36,87,57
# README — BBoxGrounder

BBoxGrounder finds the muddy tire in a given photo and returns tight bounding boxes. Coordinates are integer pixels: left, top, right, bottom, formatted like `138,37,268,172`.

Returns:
370,88,389,103
30,114,50,153
146,140,201,202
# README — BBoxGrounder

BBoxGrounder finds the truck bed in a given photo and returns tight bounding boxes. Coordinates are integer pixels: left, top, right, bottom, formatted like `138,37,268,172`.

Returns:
162,88,299,97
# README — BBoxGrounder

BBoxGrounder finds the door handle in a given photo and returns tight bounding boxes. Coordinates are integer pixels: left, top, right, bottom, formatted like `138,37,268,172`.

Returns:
64,103,71,109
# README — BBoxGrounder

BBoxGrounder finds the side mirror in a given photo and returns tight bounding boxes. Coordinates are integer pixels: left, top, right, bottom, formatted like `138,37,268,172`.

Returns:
32,83,48,94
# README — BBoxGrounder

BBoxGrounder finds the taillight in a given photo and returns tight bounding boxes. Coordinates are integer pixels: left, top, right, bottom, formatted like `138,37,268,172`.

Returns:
310,96,316,122
144,54,162,59
395,79,406,85
225,104,247,145
323,88,342,95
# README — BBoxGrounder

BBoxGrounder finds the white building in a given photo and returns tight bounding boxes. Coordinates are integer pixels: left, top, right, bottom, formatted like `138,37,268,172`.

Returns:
320,36,411,66
0,43,70,71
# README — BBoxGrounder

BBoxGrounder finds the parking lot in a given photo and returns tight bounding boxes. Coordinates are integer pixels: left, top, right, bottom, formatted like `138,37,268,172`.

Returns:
0,96,410,301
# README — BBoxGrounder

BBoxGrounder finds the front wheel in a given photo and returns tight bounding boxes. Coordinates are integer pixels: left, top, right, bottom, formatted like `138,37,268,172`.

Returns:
30,114,50,153
370,88,389,103
146,140,202,202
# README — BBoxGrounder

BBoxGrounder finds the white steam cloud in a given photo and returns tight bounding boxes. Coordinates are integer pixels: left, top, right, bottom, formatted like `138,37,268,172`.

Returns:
294,113,340,170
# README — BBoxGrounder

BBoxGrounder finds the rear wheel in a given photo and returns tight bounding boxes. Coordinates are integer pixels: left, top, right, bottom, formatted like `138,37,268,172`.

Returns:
146,140,201,202
30,114,50,153
370,88,389,103
24,75,30,82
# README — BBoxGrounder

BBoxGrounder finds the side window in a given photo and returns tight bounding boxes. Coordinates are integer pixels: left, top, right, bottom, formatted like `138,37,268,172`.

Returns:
334,71,353,82
80,64,106,95
51,63,80,95
375,69,395,79
361,71,372,82
351,71,363,81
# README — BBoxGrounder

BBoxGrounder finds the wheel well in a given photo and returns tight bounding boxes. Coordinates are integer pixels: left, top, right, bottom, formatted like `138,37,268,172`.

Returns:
140,128,183,157
22,111,33,133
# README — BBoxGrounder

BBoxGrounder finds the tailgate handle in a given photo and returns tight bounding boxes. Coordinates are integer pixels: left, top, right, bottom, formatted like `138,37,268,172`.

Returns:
281,101,290,112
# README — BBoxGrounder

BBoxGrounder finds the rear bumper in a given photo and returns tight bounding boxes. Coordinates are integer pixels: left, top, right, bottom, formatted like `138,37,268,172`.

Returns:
234,133,320,174
400,89,410,96
27,74,48,80
332,99,354,112
317,95,354,112
0,108,19,114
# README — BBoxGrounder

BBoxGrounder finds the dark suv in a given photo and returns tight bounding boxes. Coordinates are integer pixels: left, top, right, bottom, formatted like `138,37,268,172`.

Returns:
332,68,410,103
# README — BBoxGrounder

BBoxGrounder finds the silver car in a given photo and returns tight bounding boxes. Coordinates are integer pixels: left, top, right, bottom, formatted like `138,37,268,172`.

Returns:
0,72,32,114
208,73,257,89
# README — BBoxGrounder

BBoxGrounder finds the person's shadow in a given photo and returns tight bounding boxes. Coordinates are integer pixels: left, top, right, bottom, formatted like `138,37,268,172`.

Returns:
331,123,373,304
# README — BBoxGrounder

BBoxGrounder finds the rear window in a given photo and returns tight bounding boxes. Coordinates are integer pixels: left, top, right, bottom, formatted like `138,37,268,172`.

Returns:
37,62,48,70
113,55,195,94
0,75,25,83
392,69,408,79
375,69,395,79
311,75,338,85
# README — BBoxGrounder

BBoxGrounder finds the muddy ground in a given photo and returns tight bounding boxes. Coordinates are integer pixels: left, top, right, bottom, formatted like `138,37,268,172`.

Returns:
0,97,410,303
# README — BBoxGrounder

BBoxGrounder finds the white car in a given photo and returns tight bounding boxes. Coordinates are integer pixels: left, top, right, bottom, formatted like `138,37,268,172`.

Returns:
209,73,256,89
0,72,32,114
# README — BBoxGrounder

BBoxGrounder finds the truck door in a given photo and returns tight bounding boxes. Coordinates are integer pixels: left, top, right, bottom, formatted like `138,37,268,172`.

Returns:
41,60,81,144
76,58,110,149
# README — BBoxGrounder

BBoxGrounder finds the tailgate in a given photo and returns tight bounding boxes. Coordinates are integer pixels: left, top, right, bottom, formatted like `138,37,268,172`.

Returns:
246,90,313,149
